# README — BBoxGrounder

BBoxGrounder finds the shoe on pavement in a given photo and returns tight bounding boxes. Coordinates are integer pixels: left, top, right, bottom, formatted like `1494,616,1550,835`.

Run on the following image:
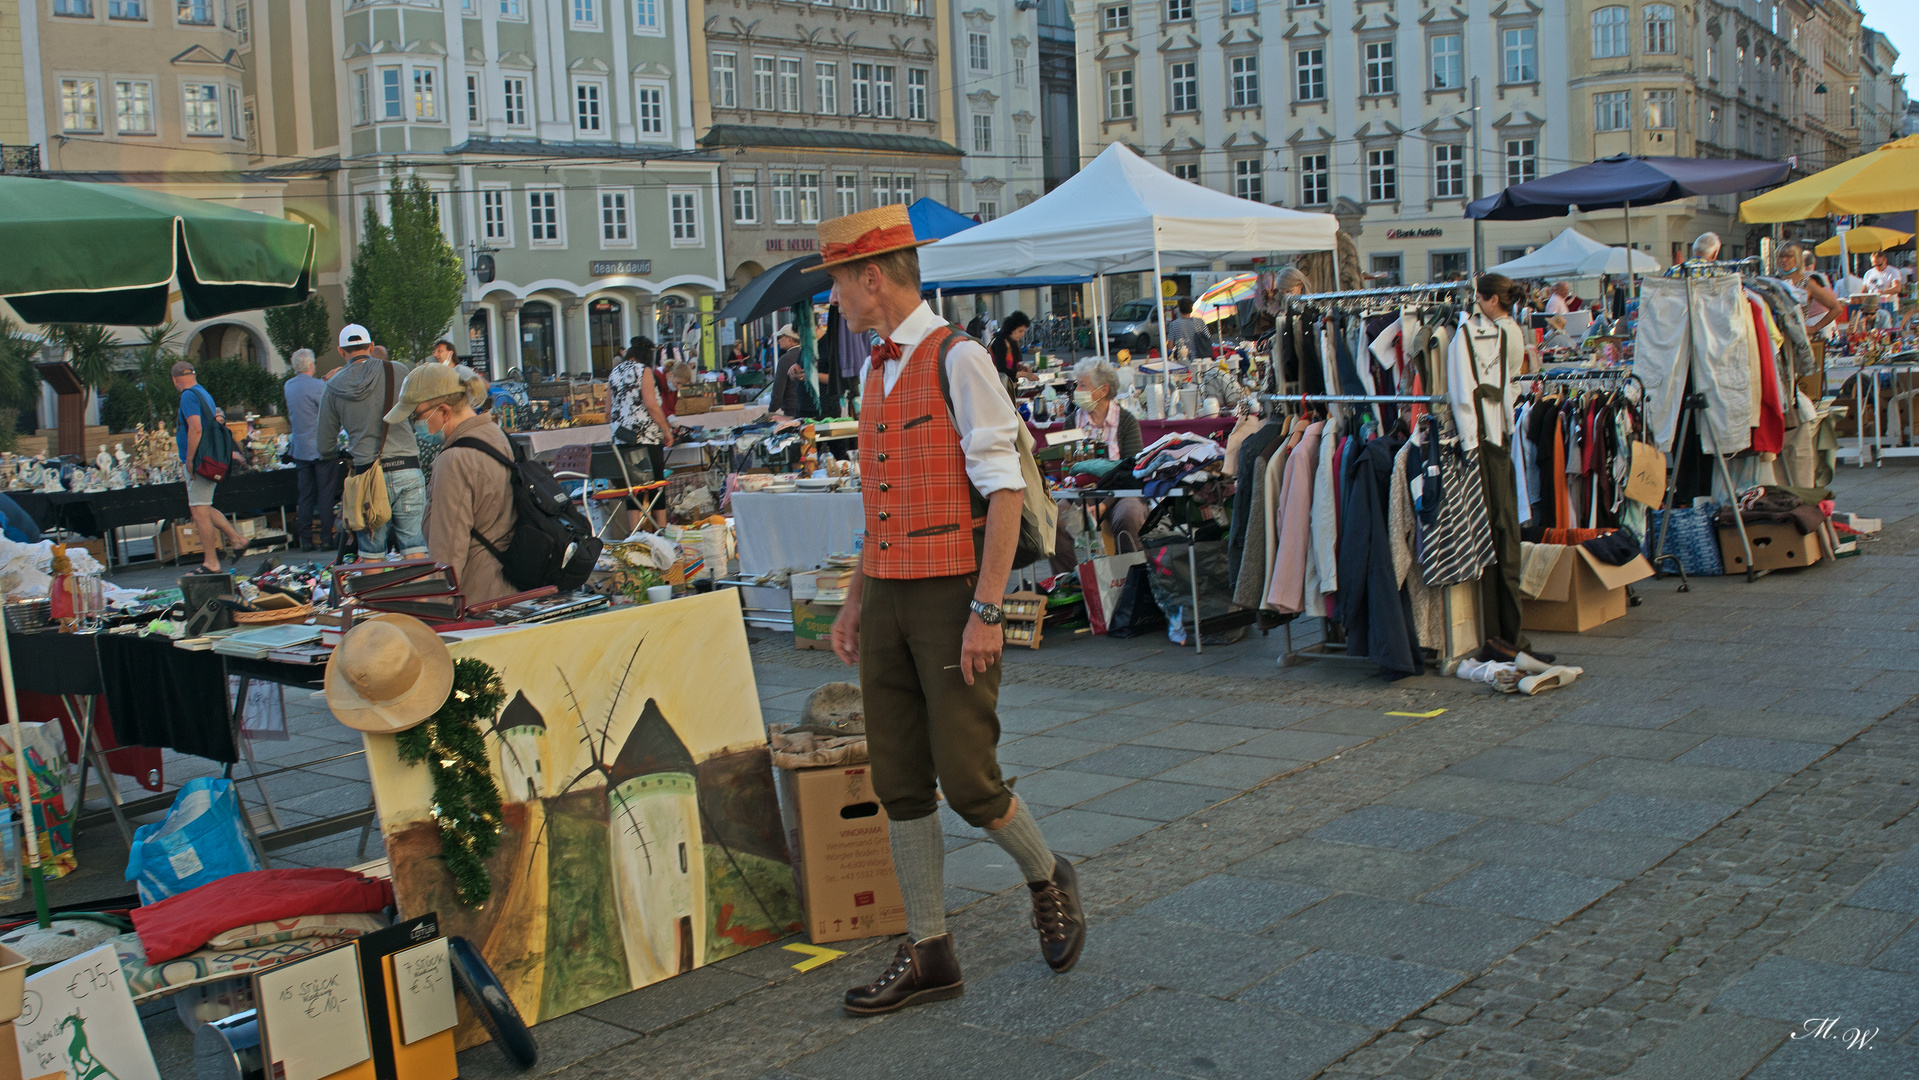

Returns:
1031,854,1086,973
843,933,963,1016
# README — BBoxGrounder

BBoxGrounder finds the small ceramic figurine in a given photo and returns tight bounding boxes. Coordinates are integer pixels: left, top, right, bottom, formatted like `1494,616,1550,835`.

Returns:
113,443,128,470
94,447,111,473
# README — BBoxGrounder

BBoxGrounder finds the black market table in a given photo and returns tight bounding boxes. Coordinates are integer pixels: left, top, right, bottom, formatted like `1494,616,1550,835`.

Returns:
7,469,301,567
5,630,371,862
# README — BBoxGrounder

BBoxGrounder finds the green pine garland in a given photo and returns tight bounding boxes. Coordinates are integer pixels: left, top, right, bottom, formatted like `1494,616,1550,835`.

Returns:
396,658,507,907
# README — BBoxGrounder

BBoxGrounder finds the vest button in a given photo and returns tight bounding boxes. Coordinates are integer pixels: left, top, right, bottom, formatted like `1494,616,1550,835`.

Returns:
878,511,889,520
877,453,888,462
877,423,887,433
880,483,890,492
880,541,890,549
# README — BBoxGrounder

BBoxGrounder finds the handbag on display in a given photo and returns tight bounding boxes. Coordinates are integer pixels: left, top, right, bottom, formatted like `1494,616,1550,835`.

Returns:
1646,502,1724,577
1079,549,1146,635
1103,562,1165,638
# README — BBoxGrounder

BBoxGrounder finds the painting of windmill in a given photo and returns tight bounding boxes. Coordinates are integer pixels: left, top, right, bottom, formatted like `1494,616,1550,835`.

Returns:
366,592,802,1031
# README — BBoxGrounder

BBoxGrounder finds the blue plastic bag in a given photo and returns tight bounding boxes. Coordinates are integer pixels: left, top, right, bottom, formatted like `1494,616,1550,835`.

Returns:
125,777,262,904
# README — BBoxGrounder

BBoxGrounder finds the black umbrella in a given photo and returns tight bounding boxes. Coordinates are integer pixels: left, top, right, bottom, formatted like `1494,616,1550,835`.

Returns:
717,254,824,324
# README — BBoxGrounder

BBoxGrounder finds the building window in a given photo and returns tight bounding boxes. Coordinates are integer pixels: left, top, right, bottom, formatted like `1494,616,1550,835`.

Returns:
500,0,521,15
1101,4,1128,30
177,0,211,24
835,173,858,216
572,0,597,26
414,69,438,121
1228,0,1253,12
183,82,222,134
1016,132,1030,163
482,187,511,243
636,83,666,138
1433,144,1464,197
1430,250,1469,280
1643,4,1674,55
969,33,990,71
1106,68,1134,119
1170,61,1197,112
227,86,241,138
1367,148,1397,201
771,172,796,224
54,0,93,14
1430,34,1461,90
1370,254,1403,286
977,200,998,221
1231,55,1259,107
874,65,896,118
1502,26,1536,84
1015,56,1027,87
798,173,822,224
732,174,759,223
973,113,992,153
670,190,700,245
1706,45,1717,81
1233,158,1262,202
1295,49,1325,102
1173,162,1199,181
575,81,602,132
1645,88,1674,129
752,56,775,111
113,80,154,134
234,0,247,43
466,74,481,122
907,68,927,120
378,67,402,121
632,0,660,32
59,78,100,133
777,58,801,112
1592,6,1627,58
1165,0,1190,21
354,72,369,125
713,53,737,110
1594,90,1629,131
816,63,838,115
1505,138,1536,185
599,190,630,244
108,0,143,17
1849,85,1857,128
1364,41,1395,95
1300,152,1329,205
503,77,528,127
895,174,915,204
852,63,873,116
871,173,893,206
528,189,562,245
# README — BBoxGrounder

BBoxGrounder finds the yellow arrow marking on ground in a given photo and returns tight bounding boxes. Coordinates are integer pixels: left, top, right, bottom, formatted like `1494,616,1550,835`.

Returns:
1385,708,1447,718
783,943,847,972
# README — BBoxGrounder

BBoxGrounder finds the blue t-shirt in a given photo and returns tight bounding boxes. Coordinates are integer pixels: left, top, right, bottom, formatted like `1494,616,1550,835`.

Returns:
176,384,218,464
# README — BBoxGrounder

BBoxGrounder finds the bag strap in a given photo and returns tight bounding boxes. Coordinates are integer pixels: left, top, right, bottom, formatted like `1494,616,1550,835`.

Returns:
376,361,395,460
450,436,514,472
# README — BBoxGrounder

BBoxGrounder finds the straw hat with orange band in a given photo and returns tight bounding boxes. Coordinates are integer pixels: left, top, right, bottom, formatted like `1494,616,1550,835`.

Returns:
813,205,939,271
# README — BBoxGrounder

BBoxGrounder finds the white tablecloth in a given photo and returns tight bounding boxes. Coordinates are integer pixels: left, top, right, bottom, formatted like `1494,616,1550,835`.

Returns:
731,492,864,574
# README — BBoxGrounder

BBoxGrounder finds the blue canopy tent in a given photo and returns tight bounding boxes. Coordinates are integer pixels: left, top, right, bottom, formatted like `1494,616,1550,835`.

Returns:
1466,154,1790,288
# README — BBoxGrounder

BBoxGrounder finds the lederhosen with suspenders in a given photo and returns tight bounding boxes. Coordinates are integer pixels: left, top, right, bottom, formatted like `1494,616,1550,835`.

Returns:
1467,317,1530,648
1470,322,1511,450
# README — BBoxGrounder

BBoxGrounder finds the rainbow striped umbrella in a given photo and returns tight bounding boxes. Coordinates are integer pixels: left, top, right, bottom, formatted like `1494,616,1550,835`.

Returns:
1198,272,1257,306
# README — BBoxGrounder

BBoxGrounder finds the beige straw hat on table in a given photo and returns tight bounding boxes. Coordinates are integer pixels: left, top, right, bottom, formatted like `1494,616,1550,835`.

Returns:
324,613,455,733
812,204,938,271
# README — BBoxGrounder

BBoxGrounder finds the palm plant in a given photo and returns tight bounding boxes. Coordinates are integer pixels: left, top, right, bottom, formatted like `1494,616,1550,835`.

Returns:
50,323,120,391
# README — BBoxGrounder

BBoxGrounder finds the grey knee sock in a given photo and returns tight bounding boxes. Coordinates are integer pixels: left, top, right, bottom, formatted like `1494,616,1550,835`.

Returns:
986,798,1057,884
889,813,947,941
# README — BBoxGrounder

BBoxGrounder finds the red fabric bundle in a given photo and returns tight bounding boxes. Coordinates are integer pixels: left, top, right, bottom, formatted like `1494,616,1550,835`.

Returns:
131,868,393,963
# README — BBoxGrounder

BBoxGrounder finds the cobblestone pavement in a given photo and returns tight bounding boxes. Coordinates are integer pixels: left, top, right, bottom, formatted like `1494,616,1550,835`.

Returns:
417,461,1919,1080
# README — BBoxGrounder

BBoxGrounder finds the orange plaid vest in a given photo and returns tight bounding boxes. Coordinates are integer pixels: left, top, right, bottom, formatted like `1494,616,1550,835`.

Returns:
859,325,980,579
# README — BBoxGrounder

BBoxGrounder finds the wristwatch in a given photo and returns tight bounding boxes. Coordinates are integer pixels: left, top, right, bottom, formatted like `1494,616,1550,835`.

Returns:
969,599,1004,625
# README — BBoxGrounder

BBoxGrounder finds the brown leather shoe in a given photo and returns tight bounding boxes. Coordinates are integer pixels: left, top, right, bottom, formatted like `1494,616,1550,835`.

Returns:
842,933,964,1016
1031,854,1086,973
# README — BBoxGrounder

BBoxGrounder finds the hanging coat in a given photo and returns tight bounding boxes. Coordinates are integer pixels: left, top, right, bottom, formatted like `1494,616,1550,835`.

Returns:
1336,433,1424,676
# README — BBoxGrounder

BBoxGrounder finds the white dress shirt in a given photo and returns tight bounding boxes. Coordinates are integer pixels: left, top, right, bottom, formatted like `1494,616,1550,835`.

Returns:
859,301,1025,495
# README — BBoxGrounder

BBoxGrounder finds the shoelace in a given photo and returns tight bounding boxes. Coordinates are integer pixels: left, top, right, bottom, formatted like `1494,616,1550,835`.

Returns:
864,946,915,990
1032,885,1073,942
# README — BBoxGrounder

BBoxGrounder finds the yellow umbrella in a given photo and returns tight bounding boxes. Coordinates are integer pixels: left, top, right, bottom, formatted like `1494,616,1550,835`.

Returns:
1739,135,1919,221
1815,226,1914,256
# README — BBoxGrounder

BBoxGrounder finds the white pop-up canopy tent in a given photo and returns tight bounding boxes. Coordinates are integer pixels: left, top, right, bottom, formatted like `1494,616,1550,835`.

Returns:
920,142,1337,364
1484,228,1616,278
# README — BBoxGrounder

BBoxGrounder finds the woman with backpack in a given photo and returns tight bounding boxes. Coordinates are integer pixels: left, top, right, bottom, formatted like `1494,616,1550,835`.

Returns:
385,364,519,605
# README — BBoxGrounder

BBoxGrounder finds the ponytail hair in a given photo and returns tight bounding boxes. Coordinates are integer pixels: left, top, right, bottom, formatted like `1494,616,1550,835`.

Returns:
1476,272,1523,314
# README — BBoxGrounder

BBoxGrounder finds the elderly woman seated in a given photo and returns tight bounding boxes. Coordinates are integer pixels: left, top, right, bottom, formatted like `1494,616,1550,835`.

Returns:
1051,358,1151,575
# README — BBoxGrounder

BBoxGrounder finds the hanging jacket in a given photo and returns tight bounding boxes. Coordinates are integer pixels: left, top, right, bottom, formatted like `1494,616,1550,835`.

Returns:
1336,433,1423,676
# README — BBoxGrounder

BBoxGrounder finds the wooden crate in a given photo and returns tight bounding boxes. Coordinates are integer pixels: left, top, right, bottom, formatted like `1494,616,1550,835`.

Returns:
10,436,46,457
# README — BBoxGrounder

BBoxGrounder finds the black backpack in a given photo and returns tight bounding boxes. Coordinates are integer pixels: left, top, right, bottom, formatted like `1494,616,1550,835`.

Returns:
450,437,603,592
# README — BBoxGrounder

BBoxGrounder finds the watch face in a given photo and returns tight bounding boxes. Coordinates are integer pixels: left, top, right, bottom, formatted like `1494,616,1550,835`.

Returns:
973,601,1003,624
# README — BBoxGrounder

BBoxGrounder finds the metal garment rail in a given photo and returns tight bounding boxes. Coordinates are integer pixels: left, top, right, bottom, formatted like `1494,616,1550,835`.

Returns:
1251,392,1471,669
1288,282,1471,304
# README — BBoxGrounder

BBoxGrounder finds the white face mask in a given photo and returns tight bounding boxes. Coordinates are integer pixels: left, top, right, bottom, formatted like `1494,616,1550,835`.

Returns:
1072,390,1094,409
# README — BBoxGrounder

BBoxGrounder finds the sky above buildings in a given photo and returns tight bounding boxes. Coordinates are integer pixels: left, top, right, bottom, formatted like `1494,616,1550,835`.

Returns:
1858,0,1919,83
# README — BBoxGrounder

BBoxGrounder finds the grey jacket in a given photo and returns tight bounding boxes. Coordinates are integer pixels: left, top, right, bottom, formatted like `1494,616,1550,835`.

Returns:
317,358,420,468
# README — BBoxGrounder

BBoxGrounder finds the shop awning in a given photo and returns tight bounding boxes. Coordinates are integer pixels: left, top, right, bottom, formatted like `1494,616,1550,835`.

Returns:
1739,136,1919,222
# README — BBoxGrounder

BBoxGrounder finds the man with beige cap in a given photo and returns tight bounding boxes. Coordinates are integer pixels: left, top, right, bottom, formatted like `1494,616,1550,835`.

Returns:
820,204,1085,1015
384,363,517,605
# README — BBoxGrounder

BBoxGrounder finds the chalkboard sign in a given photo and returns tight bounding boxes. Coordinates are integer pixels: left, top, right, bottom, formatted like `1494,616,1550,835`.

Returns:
255,941,373,1080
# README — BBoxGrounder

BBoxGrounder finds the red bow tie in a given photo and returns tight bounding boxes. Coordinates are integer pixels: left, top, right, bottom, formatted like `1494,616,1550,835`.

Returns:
870,340,902,364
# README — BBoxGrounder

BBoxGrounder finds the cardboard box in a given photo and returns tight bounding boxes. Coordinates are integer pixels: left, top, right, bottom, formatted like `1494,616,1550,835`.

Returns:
155,522,204,562
1521,545,1654,633
774,765,907,944
1720,522,1822,573
675,394,715,416
792,599,839,650
789,570,819,601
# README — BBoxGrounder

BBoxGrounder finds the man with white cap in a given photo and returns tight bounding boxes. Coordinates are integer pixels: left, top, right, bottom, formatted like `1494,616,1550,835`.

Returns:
384,363,517,605
318,324,427,557
766,323,813,417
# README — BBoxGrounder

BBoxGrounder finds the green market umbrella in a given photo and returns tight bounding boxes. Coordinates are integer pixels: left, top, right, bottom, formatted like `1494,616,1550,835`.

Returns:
0,175,315,326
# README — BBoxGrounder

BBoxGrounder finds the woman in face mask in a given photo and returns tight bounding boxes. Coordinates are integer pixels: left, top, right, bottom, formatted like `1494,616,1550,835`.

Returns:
385,363,520,605
1051,359,1150,575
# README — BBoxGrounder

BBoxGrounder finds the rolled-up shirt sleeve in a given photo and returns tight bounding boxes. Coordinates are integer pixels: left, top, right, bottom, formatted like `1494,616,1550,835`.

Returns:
943,339,1025,495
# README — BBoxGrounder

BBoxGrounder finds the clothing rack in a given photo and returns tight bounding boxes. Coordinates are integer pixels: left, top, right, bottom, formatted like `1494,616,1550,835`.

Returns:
1673,256,1763,276
1287,283,1470,304
1263,393,1450,405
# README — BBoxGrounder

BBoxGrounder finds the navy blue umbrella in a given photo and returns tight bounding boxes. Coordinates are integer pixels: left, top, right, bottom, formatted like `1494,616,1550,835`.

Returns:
1466,154,1791,220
